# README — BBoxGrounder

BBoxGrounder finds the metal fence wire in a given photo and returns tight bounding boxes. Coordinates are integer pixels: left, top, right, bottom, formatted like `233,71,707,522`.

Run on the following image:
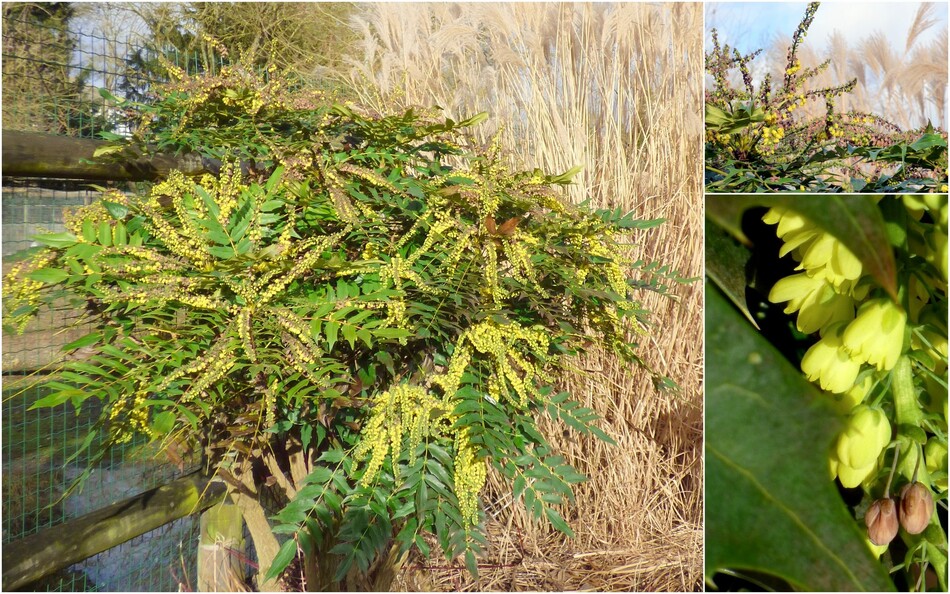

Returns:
2,11,221,592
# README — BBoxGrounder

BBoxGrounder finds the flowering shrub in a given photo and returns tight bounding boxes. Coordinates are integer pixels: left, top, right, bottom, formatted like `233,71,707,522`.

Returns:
705,2,948,192
3,59,689,586
706,194,947,591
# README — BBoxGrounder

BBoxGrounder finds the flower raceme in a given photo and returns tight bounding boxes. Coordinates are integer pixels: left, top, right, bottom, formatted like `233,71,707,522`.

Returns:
765,207,908,399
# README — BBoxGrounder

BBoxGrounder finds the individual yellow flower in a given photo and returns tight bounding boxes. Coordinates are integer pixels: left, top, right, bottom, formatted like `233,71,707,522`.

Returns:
842,299,906,371
798,232,863,287
763,207,820,257
829,405,892,488
801,322,862,393
768,272,854,334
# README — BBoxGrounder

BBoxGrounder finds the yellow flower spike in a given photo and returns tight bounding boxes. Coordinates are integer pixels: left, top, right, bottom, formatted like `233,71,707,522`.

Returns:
801,322,861,393
842,298,906,371
832,405,892,488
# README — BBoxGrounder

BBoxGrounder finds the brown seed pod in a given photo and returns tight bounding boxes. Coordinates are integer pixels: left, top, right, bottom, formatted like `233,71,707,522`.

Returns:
898,482,934,535
865,497,899,546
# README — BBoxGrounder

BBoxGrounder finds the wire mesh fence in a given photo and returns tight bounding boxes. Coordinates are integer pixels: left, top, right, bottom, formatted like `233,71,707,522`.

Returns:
2,7,222,139
2,10,216,592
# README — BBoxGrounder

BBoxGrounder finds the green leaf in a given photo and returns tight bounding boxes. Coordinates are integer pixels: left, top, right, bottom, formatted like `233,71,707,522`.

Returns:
97,221,113,246
31,232,78,248
102,201,129,220
151,411,176,435
341,323,357,349
27,268,69,284
97,87,121,103
705,283,895,592
543,507,575,538
28,388,85,410
263,537,299,582
325,321,340,351
62,332,101,351
464,549,479,579
704,215,758,329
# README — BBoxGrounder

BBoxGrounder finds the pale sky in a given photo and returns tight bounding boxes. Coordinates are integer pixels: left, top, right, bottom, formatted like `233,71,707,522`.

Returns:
706,1,949,57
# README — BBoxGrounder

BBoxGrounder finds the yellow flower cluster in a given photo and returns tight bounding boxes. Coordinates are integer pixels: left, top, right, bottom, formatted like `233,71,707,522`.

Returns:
430,342,473,399
785,59,802,76
3,250,56,333
258,230,347,304
108,389,153,444
238,307,257,363
263,377,278,428
380,255,437,296
353,384,451,485
145,174,212,268
199,160,245,223
760,125,785,152
283,331,327,385
588,238,628,297
454,427,487,524
458,320,548,407
64,200,115,238
351,379,489,525
764,205,904,416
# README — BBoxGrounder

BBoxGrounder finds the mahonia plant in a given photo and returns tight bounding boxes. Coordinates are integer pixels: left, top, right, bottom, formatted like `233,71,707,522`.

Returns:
763,195,948,589
706,2,949,193
2,54,690,586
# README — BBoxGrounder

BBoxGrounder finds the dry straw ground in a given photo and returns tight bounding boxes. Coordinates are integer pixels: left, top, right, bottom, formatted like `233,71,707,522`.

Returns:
335,3,704,590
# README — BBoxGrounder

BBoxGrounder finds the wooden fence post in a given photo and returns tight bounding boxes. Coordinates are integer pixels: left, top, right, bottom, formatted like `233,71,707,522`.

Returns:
198,500,248,592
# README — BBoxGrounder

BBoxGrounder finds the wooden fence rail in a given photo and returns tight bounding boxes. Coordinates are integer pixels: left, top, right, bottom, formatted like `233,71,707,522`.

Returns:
2,130,215,181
